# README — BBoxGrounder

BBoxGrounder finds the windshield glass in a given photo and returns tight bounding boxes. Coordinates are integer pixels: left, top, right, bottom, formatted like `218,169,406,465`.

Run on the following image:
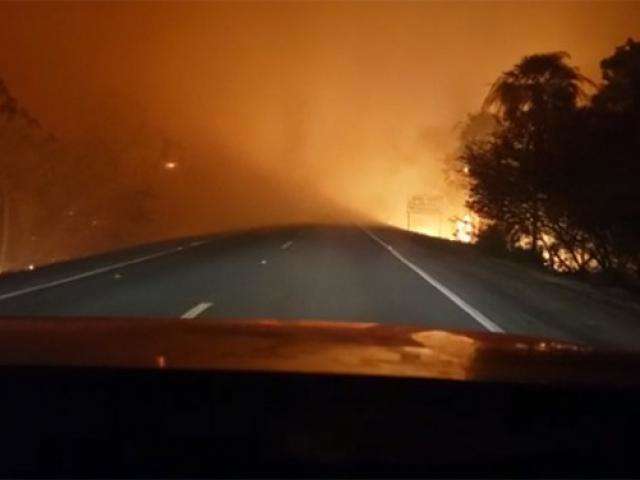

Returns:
1,1,639,354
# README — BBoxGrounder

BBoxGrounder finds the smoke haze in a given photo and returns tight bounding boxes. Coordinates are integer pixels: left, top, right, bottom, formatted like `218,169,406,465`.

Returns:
1,1,639,267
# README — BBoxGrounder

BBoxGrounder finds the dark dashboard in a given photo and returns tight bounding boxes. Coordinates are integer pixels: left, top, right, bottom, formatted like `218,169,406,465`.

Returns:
1,365,638,478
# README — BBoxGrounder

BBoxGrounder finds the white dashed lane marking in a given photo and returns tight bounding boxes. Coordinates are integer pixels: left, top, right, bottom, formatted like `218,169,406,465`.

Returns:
181,302,213,319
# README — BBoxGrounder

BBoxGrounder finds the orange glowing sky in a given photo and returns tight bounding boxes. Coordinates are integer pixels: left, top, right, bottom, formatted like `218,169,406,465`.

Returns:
1,1,639,237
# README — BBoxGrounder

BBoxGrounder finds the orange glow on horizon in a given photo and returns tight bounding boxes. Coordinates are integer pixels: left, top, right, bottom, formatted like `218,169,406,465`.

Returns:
0,2,638,268
455,215,474,243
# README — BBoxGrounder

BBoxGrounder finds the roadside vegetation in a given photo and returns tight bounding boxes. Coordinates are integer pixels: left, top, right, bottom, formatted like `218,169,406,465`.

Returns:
0,79,196,272
454,39,640,288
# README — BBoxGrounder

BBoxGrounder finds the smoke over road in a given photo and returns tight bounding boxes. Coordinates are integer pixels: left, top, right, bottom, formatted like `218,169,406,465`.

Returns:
0,1,638,269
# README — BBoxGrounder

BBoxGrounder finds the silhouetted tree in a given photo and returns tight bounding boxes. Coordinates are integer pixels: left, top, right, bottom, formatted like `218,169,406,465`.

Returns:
461,41,640,280
574,39,640,276
478,52,593,253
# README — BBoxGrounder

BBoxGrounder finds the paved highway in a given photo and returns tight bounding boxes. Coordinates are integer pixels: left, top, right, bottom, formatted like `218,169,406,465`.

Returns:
1,225,639,349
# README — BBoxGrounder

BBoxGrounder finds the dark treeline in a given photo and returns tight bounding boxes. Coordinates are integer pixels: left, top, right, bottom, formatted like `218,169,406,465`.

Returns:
0,79,202,272
0,78,343,273
457,39,640,284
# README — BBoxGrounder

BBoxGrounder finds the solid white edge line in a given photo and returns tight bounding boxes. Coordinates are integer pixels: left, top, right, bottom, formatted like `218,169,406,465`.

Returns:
181,302,213,319
360,227,504,333
0,241,209,302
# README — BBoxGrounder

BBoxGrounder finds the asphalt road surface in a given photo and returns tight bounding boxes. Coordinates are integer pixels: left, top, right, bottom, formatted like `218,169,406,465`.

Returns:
1,224,639,350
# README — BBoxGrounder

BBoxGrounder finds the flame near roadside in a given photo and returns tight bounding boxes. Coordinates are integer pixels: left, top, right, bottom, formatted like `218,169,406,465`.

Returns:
455,215,474,243
402,212,475,243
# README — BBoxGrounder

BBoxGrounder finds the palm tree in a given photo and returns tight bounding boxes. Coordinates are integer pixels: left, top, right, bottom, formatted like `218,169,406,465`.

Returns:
478,53,595,254
483,52,595,123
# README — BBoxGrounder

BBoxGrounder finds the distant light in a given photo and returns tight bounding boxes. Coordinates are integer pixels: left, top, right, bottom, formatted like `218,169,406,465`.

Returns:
463,165,470,174
27,264,35,271
164,161,178,170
